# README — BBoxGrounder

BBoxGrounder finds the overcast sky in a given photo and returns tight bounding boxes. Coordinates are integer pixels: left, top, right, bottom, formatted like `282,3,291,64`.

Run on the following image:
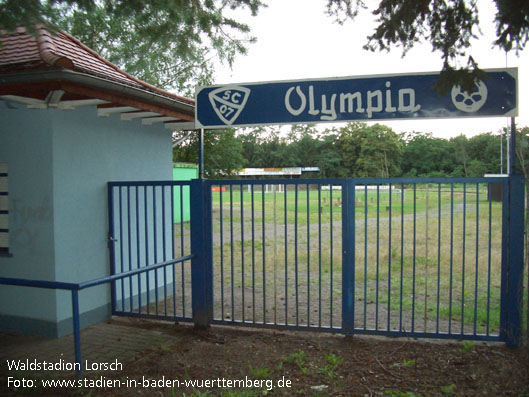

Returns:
213,0,529,138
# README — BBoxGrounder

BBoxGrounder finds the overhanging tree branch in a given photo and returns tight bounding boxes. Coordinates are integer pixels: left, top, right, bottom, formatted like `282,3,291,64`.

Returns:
326,0,529,94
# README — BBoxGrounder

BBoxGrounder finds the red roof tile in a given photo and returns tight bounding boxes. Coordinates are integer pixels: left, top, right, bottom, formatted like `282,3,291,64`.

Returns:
0,29,41,66
0,26,194,105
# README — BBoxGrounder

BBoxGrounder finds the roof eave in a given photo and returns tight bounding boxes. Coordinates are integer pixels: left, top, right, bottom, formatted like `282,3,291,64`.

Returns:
0,68,195,121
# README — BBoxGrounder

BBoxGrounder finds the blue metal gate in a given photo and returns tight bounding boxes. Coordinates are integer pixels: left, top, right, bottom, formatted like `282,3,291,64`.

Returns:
108,176,524,345
108,181,193,322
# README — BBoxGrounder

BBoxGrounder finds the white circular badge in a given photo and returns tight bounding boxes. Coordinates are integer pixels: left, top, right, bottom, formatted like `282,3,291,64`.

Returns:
451,81,488,113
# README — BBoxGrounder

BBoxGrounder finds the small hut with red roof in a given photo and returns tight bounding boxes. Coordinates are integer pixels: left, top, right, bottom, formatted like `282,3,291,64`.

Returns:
0,27,195,337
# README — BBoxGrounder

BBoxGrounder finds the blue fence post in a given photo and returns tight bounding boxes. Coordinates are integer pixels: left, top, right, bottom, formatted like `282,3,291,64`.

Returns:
342,179,355,335
107,184,117,315
71,289,82,379
190,179,213,329
505,174,525,347
500,178,509,340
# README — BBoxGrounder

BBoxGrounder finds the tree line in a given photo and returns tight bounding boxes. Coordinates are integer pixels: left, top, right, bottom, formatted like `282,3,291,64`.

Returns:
173,122,529,179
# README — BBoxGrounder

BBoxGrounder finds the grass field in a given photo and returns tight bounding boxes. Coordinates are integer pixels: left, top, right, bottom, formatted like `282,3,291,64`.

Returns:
210,183,504,336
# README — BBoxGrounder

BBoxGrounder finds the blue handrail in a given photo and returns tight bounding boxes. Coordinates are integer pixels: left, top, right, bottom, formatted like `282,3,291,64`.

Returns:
0,254,194,378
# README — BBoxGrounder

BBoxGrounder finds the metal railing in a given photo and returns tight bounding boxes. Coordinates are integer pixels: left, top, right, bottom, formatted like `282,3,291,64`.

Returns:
0,254,193,378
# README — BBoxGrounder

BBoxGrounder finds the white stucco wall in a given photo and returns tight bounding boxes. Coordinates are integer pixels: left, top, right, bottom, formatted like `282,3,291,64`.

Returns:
0,102,173,337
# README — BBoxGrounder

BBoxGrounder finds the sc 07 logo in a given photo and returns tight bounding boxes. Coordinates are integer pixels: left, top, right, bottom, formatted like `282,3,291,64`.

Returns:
208,86,251,125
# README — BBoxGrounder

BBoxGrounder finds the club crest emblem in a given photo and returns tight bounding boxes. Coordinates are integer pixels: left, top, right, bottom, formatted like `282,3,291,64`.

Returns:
208,86,251,125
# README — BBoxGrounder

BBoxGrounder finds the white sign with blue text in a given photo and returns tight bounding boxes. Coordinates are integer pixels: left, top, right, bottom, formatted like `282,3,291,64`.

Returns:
195,68,517,129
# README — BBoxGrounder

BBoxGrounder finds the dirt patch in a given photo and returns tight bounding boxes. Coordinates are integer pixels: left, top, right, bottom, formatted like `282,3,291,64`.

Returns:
5,318,528,396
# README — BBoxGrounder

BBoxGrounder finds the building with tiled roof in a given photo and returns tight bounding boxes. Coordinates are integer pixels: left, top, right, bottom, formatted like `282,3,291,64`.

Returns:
0,27,195,338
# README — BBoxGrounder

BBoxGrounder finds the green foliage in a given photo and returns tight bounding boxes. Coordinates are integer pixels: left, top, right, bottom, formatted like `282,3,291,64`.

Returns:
441,383,456,396
459,340,475,353
466,159,488,178
325,0,529,94
318,352,344,379
402,132,455,177
235,122,403,178
515,127,529,178
280,350,309,374
4,1,527,96
401,131,507,177
0,0,265,95
337,123,403,177
248,365,270,379
173,128,246,178
384,390,419,397
401,358,417,367
173,122,529,180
